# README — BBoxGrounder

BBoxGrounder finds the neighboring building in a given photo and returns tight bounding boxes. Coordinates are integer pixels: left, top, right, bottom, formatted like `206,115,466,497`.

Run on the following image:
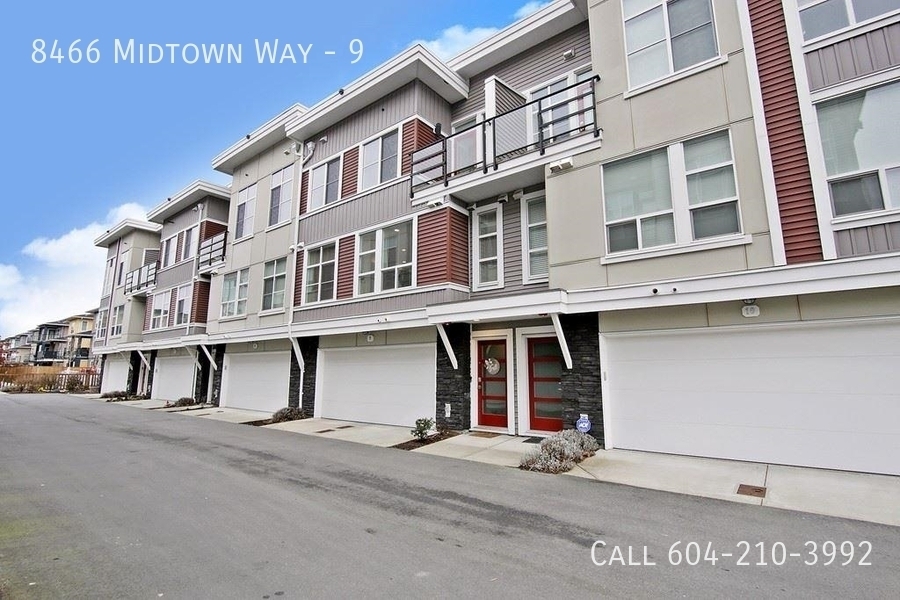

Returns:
89,0,899,476
31,321,69,365
64,311,96,368
6,332,34,364
0,337,11,364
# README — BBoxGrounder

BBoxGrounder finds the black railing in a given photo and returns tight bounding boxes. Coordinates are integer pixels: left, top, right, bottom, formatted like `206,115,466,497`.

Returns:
198,231,227,269
125,262,158,295
410,75,600,196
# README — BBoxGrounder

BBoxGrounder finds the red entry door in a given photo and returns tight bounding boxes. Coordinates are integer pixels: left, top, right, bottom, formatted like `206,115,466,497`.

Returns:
477,340,508,428
528,337,564,432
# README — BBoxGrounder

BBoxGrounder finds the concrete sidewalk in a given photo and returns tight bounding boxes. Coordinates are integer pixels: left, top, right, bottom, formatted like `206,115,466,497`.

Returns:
264,418,415,447
181,407,272,424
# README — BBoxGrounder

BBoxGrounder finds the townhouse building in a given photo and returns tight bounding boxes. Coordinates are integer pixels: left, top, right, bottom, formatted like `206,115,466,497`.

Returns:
31,321,70,365
64,312,96,368
92,0,899,476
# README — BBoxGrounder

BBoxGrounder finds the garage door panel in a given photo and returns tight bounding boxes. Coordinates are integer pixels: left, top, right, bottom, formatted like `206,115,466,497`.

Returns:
101,357,129,394
606,320,900,475
221,352,290,413
319,344,435,427
152,356,195,401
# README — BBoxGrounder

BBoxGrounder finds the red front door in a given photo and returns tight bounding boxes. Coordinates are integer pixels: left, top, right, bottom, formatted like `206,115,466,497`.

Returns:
528,337,564,432
477,340,508,428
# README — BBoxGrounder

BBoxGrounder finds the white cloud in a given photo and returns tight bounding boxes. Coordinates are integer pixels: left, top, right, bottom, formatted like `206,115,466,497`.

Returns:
413,24,500,60
0,203,148,338
514,1,553,20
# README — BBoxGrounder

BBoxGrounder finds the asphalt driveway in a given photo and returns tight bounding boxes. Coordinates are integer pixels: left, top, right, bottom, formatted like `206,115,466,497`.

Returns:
1,393,897,599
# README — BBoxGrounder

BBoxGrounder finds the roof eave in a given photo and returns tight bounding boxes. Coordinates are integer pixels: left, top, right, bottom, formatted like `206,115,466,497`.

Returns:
147,180,232,224
212,103,308,175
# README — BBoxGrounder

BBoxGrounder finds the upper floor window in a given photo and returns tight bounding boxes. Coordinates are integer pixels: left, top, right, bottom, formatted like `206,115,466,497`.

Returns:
798,0,899,41
110,305,125,337
305,243,336,304
151,290,171,330
262,258,287,311
116,252,127,287
623,0,718,88
603,130,740,253
310,158,340,210
269,165,293,227
235,184,257,240
221,268,249,317
361,130,399,190
529,69,595,144
96,309,108,340
175,284,192,325
816,80,900,217
102,257,115,296
523,197,549,281
80,319,88,331
357,221,413,295
181,226,197,261
161,235,177,268
473,206,503,289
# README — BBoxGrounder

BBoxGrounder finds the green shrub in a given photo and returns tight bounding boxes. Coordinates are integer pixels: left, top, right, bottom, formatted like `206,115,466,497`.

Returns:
64,378,85,393
271,407,306,423
520,430,600,474
410,417,435,441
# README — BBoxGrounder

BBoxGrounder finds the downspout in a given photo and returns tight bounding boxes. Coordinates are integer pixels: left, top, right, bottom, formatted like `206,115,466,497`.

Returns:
288,175,305,409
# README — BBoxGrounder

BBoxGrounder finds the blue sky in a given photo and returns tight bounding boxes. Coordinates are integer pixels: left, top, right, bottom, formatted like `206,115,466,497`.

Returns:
0,0,551,337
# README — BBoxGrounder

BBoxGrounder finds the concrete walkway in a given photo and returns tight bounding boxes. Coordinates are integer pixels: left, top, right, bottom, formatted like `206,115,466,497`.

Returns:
264,418,415,448
181,407,272,424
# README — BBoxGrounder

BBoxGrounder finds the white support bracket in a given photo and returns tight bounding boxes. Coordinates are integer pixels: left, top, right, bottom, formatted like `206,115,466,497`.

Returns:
199,344,217,371
187,346,203,372
290,337,305,371
136,350,151,370
436,324,458,370
550,313,573,370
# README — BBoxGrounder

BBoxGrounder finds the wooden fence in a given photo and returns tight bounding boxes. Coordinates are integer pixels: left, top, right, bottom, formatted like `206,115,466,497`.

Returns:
0,366,100,392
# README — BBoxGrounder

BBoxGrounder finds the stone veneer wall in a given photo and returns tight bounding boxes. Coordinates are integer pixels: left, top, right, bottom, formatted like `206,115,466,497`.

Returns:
435,323,471,430
288,337,318,416
209,344,225,406
559,313,603,444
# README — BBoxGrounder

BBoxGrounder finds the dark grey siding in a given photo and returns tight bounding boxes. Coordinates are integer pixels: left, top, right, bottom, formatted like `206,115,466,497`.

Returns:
206,197,231,223
142,329,186,342
156,261,194,290
451,23,591,120
297,180,414,244
805,22,900,91
496,80,526,114
835,222,900,257
293,288,468,323
414,80,453,131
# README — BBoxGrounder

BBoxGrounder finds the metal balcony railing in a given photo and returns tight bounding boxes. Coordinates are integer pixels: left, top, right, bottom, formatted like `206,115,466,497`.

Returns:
124,262,158,295
198,231,227,269
410,75,600,196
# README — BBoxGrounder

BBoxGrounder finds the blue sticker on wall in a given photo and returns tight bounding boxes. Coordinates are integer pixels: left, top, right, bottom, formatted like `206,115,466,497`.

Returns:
575,414,591,433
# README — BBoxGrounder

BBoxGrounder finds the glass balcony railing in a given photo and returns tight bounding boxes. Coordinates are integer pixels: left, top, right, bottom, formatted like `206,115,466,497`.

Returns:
198,231,227,269
410,76,600,196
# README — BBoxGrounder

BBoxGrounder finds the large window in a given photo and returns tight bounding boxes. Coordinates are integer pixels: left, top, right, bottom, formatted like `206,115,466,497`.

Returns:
151,290,171,330
262,258,287,311
235,184,256,240
269,165,293,226
816,81,900,217
623,0,718,88
310,158,340,210
523,197,549,281
473,207,502,289
109,305,124,337
175,284,192,325
357,221,413,295
181,226,197,261
102,258,114,296
161,236,177,268
603,130,740,253
798,0,899,41
305,243,336,303
221,268,249,317
361,130,399,190
96,309,108,340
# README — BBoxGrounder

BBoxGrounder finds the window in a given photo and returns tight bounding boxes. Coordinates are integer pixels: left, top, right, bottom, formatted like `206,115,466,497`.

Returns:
524,197,549,281
235,184,256,240
151,290,171,330
310,158,340,210
181,226,197,261
116,252,127,287
623,0,718,88
450,116,480,175
262,258,287,311
816,81,900,217
96,309,108,340
102,258,115,296
473,207,502,289
161,236,177,268
80,319,88,332
221,268,249,317
361,130,399,190
175,284,192,325
530,68,595,144
798,0,899,41
110,305,124,337
357,221,413,295
305,244,336,303
269,165,293,226
603,130,740,253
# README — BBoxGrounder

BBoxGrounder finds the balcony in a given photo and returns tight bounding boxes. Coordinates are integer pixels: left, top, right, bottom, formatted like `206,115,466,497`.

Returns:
125,262,158,295
410,76,600,198
198,231,227,270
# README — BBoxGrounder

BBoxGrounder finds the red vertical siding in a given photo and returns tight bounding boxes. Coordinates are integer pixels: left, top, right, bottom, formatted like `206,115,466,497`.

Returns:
449,209,470,286
336,235,355,299
168,290,178,328
175,232,184,262
401,119,441,176
747,0,823,263
200,220,226,241
191,280,210,324
299,170,309,215
341,146,359,198
416,208,470,287
293,253,304,307
143,296,152,332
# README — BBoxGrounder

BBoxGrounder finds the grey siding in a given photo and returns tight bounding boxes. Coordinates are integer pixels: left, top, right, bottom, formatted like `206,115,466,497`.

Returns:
414,80,453,131
298,180,414,244
805,23,900,91
496,80,526,114
159,210,201,241
294,288,469,322
452,23,591,120
156,261,194,290
835,222,900,257
142,329,187,342
205,196,231,223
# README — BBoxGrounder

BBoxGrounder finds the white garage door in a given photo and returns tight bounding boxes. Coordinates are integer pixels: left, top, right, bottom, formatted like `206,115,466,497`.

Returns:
604,319,900,475
221,351,290,413
152,355,196,401
318,344,436,427
101,356,130,394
